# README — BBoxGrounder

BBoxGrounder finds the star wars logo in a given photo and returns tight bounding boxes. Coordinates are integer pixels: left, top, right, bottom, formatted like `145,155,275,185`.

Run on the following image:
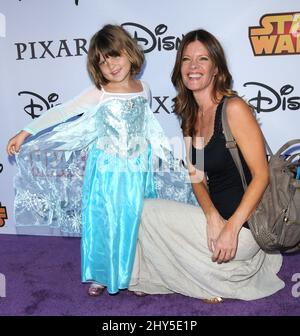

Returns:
0,203,7,227
249,12,300,56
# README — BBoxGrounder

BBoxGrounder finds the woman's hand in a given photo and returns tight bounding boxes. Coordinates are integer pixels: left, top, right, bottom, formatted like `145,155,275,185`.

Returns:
206,210,227,253
211,221,239,264
7,130,31,156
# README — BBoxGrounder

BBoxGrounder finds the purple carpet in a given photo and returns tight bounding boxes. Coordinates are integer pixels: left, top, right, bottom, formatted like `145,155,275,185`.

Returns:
0,234,299,316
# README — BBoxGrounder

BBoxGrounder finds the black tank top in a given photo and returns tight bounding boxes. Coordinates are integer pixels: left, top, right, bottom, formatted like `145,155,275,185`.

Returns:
191,98,252,229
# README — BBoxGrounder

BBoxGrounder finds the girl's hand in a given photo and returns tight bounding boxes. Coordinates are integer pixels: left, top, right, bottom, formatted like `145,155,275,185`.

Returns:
211,222,239,264
7,130,31,156
206,210,227,253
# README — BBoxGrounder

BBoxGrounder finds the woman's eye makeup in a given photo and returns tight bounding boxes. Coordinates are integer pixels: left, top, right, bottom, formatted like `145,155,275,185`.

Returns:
182,55,209,63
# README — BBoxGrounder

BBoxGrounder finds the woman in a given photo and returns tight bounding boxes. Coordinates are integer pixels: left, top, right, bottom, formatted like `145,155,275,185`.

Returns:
129,29,284,302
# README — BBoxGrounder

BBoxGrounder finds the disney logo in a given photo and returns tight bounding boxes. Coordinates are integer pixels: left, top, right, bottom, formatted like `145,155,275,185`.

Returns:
244,82,300,113
121,22,183,53
18,91,60,119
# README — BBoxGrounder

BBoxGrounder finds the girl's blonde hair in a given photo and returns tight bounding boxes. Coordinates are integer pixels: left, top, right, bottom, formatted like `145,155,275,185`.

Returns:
88,24,145,89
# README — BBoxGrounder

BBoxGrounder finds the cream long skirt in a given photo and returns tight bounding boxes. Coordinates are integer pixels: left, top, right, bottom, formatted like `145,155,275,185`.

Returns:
129,199,285,300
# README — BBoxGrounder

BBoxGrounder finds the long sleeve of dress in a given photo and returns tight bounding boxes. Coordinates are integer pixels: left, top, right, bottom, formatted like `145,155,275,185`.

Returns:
23,86,102,135
141,81,152,106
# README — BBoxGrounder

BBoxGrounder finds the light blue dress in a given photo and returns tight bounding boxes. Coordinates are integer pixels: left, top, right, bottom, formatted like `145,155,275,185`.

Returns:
14,83,196,293
80,96,159,292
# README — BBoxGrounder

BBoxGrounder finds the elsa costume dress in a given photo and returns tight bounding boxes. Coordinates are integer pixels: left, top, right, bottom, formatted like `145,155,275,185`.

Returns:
14,81,196,294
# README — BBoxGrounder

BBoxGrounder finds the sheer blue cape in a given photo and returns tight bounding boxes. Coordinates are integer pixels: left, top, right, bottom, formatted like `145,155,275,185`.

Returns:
14,97,197,236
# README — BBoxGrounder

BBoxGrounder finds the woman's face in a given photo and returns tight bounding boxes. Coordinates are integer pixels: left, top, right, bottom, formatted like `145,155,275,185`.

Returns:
180,40,218,94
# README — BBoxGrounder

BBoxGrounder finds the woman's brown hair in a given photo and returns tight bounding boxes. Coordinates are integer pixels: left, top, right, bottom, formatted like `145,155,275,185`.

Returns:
171,29,236,137
87,24,144,89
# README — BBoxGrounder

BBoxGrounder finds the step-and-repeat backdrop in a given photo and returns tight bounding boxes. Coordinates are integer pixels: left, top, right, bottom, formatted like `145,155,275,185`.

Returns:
0,0,299,235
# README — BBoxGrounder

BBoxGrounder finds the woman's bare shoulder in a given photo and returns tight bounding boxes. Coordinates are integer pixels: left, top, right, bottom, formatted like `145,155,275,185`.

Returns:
226,96,254,120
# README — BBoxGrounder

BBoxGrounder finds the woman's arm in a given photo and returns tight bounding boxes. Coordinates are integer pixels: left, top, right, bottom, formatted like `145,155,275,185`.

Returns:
184,136,227,252
212,97,268,263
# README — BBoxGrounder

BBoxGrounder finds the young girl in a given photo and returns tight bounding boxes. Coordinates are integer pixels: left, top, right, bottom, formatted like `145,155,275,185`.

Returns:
7,24,172,296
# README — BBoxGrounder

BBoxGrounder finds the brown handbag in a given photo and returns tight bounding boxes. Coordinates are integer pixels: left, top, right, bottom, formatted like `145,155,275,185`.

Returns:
221,97,300,253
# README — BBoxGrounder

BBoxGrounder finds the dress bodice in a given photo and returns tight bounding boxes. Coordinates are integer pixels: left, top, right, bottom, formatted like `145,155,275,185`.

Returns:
95,96,149,158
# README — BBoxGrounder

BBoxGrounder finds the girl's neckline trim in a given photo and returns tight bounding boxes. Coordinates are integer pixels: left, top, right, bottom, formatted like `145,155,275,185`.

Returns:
101,81,144,95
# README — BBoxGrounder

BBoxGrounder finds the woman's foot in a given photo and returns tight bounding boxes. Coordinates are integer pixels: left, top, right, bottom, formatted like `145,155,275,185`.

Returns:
88,284,105,297
202,297,223,304
133,291,148,297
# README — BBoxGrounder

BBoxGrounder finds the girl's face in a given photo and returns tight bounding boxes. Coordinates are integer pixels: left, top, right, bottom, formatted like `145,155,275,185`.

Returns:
180,40,218,94
98,50,132,85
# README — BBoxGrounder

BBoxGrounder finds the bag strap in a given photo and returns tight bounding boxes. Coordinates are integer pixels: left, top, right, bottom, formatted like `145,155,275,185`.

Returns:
287,153,300,163
221,97,247,191
261,128,273,157
221,97,272,191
